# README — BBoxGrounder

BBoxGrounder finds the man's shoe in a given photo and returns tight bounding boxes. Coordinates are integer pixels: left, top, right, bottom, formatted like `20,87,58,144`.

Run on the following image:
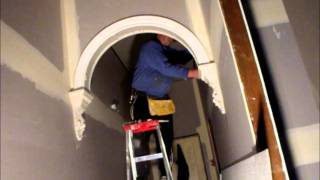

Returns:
160,176,168,180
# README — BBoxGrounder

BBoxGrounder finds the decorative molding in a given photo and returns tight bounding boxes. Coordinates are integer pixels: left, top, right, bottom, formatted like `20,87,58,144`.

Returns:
73,16,226,114
74,16,209,89
69,88,94,141
72,15,227,140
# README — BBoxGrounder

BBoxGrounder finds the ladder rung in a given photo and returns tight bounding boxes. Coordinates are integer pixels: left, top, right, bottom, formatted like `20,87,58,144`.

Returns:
135,153,163,163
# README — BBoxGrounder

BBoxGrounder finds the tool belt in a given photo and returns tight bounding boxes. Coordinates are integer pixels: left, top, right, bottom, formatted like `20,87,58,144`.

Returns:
147,97,175,116
130,89,175,116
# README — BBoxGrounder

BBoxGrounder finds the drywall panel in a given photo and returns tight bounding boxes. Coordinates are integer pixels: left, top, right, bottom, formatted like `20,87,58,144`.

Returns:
112,34,155,72
257,23,318,129
77,115,126,180
90,49,131,121
207,30,256,168
1,0,64,71
296,162,320,180
281,0,319,105
287,124,319,166
243,1,319,178
170,80,200,138
1,65,126,180
112,36,137,71
85,94,124,132
222,150,272,180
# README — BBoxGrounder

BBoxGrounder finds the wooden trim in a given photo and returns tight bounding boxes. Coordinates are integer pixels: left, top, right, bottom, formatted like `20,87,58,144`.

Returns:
218,0,287,179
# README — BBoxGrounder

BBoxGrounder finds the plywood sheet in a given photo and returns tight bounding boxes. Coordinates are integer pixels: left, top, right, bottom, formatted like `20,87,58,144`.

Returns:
222,150,272,180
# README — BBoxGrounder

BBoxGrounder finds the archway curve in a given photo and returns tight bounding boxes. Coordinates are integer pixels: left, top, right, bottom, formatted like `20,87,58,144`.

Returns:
70,15,225,141
73,15,210,90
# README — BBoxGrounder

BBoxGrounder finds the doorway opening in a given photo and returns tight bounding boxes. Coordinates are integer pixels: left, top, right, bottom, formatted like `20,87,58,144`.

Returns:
70,16,224,179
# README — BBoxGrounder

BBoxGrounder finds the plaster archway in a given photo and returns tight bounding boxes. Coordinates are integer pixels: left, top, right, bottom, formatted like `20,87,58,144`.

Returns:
70,15,225,141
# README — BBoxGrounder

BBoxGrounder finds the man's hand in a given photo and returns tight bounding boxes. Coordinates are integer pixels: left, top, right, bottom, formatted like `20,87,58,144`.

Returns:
187,69,200,79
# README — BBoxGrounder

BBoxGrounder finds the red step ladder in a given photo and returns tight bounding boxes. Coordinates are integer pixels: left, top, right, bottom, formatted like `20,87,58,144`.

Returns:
123,120,173,179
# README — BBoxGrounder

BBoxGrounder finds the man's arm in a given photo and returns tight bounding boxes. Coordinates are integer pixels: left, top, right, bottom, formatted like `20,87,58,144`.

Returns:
143,45,189,79
166,48,193,65
142,43,200,79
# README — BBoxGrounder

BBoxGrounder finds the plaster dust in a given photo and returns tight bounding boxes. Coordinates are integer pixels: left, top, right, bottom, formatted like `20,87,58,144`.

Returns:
287,123,320,166
0,21,68,103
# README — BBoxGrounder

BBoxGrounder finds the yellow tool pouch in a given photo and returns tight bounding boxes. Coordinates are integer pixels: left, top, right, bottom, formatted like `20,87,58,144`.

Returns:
147,97,175,116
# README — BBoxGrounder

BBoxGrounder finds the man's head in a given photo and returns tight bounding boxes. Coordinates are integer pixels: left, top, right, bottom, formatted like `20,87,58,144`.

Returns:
157,34,173,46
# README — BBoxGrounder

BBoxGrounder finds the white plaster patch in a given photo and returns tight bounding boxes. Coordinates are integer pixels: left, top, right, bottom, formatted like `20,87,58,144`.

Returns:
0,21,68,103
199,62,226,114
287,123,320,166
60,0,81,87
249,0,289,27
69,88,93,141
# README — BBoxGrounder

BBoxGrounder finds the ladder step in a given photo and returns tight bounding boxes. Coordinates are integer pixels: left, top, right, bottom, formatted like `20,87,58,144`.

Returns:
135,153,163,163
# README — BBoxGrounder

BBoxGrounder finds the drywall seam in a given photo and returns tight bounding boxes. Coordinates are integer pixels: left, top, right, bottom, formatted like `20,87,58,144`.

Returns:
85,94,124,132
238,0,289,178
287,123,320,166
249,0,289,28
0,21,68,103
60,0,81,88
192,80,219,180
216,2,256,145
186,0,214,60
209,0,224,63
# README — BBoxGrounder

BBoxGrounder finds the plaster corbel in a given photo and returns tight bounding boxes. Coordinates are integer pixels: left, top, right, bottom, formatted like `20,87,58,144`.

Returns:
69,88,94,141
199,62,226,114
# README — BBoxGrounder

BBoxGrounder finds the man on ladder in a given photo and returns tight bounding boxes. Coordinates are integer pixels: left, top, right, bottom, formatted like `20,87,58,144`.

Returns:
128,34,199,179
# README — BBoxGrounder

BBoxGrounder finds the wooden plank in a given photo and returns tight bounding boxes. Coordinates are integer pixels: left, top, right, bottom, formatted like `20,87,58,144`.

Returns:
217,0,288,179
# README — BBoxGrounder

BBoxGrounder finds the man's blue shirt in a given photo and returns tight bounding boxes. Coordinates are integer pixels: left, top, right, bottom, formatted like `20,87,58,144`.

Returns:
132,40,191,97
